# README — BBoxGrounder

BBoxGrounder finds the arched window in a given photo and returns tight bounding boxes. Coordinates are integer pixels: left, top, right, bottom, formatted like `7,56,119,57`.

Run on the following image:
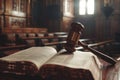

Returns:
79,0,95,15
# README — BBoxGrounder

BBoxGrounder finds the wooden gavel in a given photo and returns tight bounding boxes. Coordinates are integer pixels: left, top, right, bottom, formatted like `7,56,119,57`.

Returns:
64,22,117,65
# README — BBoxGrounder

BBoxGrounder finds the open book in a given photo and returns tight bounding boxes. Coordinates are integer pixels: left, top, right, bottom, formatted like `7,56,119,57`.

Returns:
0,47,102,80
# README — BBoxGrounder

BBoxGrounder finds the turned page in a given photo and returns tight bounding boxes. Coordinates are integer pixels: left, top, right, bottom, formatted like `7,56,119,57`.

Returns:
44,49,102,80
45,49,102,68
0,47,58,69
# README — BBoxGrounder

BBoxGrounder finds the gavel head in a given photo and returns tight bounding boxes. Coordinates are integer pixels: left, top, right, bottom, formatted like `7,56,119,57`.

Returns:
64,22,84,53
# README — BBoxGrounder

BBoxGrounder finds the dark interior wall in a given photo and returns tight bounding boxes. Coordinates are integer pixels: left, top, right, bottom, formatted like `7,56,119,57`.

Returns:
45,4,61,32
31,0,46,27
95,0,120,41
31,0,61,32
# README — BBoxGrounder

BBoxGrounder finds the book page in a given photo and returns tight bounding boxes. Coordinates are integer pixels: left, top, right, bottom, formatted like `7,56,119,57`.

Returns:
0,47,58,69
105,61,120,80
45,49,102,80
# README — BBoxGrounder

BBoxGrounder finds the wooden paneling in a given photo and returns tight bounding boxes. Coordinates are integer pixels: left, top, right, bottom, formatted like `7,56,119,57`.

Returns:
5,16,26,28
3,28,48,33
5,0,27,17
12,0,18,11
19,0,27,13
0,15,3,30
95,0,120,41
0,0,4,14
5,0,12,15
0,0,32,29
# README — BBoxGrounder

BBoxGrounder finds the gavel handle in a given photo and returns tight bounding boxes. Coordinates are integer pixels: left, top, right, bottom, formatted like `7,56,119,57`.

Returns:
78,41,117,65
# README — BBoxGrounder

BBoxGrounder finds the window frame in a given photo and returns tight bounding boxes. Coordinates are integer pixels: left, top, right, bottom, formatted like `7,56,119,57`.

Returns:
79,0,95,15
63,0,74,17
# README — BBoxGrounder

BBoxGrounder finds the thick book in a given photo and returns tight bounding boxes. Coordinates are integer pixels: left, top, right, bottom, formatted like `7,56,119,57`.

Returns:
0,47,102,80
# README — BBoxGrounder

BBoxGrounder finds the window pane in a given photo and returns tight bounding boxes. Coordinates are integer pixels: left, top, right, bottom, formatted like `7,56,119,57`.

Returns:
87,0,94,14
64,0,74,17
79,0,94,15
79,0,86,15
65,0,68,14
